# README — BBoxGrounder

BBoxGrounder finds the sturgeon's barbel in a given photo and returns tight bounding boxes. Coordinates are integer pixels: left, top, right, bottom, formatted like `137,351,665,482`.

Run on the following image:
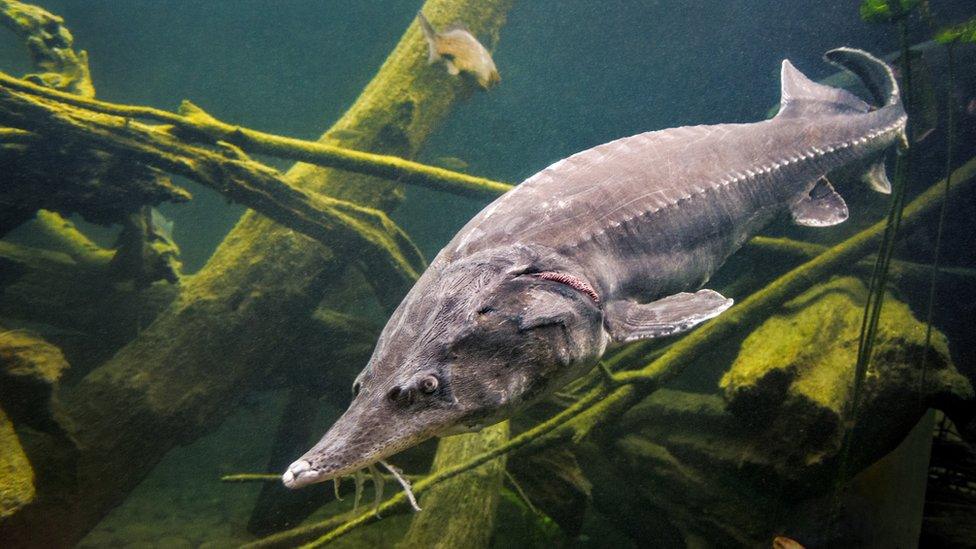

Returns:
283,48,907,490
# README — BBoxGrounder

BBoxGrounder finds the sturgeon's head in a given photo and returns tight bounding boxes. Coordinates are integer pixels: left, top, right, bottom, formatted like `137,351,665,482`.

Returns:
283,246,606,488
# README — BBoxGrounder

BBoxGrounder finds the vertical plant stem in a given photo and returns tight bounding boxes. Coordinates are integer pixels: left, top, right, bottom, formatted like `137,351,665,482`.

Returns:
919,43,955,392
835,0,915,519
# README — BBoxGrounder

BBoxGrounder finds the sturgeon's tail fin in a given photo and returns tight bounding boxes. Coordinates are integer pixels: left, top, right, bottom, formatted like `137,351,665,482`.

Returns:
417,12,439,64
825,48,908,194
776,47,904,118
777,48,906,195
824,47,901,109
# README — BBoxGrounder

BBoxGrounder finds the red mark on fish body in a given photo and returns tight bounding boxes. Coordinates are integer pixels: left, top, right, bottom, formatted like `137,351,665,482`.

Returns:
533,272,601,305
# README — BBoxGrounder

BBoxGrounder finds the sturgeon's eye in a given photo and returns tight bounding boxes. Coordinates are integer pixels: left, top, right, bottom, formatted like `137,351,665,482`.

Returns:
419,375,439,394
352,380,362,396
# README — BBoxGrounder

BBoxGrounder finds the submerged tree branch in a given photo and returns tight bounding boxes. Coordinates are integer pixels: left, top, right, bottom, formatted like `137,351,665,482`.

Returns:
747,236,976,286
0,0,93,97
0,72,514,201
266,156,976,548
0,82,426,296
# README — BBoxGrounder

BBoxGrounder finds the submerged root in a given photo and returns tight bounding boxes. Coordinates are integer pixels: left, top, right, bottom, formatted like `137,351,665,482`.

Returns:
380,459,421,512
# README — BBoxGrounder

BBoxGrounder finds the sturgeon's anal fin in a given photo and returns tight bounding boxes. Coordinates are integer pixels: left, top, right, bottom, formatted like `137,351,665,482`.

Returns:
790,177,848,227
604,289,733,342
862,159,892,194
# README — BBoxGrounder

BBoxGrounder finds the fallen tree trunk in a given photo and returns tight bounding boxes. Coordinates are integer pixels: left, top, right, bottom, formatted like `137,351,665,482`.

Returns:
398,423,510,549
0,233,176,380
0,406,34,520
0,1,515,546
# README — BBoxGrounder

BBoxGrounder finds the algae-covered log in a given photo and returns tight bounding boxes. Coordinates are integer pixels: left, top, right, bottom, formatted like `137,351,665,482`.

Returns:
720,276,974,478
398,422,510,549
0,73,512,202
0,0,92,97
0,407,34,520
0,1,514,546
0,237,177,380
0,81,424,297
0,123,191,235
0,0,188,234
592,278,972,545
0,209,184,380
0,328,68,435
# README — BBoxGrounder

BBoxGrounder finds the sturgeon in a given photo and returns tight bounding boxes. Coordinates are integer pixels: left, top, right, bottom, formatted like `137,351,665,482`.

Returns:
283,48,907,490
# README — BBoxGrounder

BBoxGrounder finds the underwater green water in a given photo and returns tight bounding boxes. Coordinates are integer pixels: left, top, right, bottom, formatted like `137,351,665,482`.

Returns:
1,0,975,547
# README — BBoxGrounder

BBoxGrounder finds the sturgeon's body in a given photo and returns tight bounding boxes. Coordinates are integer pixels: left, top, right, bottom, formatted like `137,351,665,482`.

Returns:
282,48,907,491
444,89,905,310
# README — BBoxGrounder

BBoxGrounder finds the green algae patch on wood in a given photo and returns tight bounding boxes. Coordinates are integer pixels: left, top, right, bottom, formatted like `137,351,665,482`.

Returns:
398,421,509,549
0,328,69,433
935,16,976,45
719,276,972,469
30,210,113,267
0,0,94,97
0,329,69,384
0,407,34,519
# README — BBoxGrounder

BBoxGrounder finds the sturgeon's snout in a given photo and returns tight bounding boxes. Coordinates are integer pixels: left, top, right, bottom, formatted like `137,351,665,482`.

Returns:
281,459,322,489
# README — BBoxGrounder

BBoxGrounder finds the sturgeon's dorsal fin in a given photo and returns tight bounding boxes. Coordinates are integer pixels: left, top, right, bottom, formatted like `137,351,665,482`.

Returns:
791,177,849,227
777,59,871,118
604,290,733,342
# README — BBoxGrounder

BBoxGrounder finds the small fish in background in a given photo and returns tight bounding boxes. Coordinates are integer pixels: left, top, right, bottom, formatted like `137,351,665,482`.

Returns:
772,536,806,549
417,11,500,90
110,207,182,287
433,155,469,171
966,96,976,117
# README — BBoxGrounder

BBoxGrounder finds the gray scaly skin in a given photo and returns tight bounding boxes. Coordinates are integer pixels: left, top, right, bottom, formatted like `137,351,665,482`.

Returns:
282,48,906,489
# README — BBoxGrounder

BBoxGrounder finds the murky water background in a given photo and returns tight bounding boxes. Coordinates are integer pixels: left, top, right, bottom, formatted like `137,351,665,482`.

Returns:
1,1,975,547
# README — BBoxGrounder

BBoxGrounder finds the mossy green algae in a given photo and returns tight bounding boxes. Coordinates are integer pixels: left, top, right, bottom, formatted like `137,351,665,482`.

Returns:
721,277,971,469
0,407,34,519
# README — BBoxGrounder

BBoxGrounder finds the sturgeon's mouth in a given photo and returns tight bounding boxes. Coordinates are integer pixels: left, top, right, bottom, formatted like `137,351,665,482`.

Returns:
280,418,441,490
281,446,394,490
281,460,324,489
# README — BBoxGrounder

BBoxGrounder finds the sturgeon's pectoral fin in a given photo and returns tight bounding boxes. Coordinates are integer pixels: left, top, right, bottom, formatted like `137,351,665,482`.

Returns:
444,60,460,75
862,159,892,194
604,289,733,343
790,177,848,227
